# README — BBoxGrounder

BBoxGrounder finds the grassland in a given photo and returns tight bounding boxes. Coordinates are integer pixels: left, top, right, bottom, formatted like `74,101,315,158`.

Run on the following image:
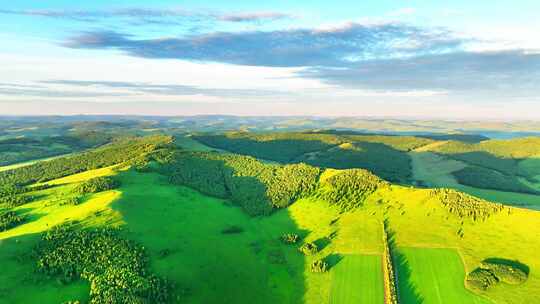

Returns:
396,247,489,304
329,255,384,304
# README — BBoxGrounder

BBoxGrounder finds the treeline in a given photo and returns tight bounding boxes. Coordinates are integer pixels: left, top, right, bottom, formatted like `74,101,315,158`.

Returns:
0,211,25,232
155,150,321,216
382,220,399,304
314,169,389,211
0,184,53,208
35,224,170,303
453,166,539,194
193,131,442,183
0,135,171,188
0,131,114,166
430,189,505,221
74,176,120,194
194,132,341,162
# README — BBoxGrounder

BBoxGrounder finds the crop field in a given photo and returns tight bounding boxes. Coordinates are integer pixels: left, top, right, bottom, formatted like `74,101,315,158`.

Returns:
329,254,384,304
396,248,490,304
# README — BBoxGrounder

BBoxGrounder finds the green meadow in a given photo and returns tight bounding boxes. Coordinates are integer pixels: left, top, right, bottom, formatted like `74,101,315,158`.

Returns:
329,255,384,304
396,247,490,304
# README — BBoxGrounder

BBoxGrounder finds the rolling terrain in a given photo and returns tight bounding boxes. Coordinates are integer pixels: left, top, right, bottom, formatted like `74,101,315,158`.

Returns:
0,124,539,304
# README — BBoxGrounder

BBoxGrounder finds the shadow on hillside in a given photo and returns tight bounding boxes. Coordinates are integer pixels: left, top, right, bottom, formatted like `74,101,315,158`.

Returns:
17,207,47,223
111,167,309,304
299,141,412,183
483,257,530,275
386,224,424,304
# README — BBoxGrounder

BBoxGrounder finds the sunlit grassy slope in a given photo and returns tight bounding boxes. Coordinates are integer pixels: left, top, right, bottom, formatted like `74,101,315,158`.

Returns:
1,152,540,303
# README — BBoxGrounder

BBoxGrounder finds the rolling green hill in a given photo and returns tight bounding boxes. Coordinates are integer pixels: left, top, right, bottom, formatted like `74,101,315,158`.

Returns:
0,133,539,304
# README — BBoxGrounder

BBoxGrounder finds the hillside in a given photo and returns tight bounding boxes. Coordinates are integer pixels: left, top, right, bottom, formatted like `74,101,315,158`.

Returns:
0,133,539,303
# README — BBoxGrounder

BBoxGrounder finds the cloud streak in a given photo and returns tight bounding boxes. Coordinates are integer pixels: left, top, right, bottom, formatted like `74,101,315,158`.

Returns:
40,80,290,98
0,8,293,24
63,23,466,67
298,50,540,95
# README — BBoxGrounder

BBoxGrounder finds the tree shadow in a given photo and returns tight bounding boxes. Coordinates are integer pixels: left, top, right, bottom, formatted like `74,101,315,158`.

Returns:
313,236,331,251
385,222,425,304
323,253,343,270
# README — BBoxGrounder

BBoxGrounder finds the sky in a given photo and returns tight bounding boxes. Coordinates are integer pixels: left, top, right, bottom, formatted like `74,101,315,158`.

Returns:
1,1,540,119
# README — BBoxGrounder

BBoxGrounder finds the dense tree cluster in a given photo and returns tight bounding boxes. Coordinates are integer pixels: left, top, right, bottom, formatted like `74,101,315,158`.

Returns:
193,132,341,162
0,135,172,187
193,131,437,183
74,177,120,194
35,224,170,304
431,189,505,221
0,211,26,232
467,259,529,290
0,194,32,208
314,169,389,211
156,151,320,216
453,166,539,194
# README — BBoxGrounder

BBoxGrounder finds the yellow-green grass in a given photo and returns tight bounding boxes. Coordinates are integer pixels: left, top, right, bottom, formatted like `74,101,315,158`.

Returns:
381,185,540,304
396,247,490,304
329,254,384,304
409,151,540,210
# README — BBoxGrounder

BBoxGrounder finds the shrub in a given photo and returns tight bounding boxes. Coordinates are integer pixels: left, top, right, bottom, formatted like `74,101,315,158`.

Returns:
310,259,328,273
467,268,499,290
299,242,318,255
467,259,529,290
281,233,299,244
60,197,80,206
74,177,120,194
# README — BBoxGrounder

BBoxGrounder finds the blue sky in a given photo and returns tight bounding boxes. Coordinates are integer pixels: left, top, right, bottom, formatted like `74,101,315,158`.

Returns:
1,1,540,118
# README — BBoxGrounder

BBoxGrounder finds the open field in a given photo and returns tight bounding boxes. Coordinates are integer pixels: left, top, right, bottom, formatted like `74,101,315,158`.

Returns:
329,254,384,304
396,247,490,304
